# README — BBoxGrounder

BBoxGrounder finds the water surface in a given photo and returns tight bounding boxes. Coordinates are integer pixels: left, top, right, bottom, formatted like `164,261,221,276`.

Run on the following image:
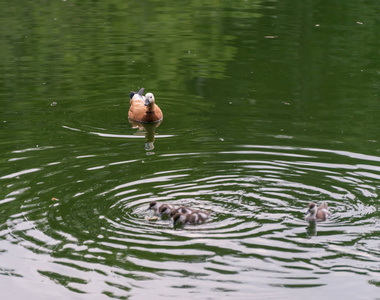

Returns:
1,1,380,299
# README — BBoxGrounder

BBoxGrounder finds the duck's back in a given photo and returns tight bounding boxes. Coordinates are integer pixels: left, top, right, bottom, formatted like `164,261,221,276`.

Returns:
316,204,329,220
187,210,210,224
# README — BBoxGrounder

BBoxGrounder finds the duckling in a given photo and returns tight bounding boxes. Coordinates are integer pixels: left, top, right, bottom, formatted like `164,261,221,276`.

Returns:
128,88,163,123
167,206,196,217
305,202,330,222
146,201,161,215
158,204,177,217
172,210,211,225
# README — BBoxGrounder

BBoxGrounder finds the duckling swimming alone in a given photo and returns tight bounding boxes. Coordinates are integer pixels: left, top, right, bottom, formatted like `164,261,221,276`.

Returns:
305,202,330,222
172,210,211,225
129,88,163,123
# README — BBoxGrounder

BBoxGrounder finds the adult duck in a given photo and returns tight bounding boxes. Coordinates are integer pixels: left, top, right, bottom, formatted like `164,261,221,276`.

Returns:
129,88,163,123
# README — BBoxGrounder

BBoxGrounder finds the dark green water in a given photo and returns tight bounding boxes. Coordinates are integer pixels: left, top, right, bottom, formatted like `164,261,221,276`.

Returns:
1,1,380,299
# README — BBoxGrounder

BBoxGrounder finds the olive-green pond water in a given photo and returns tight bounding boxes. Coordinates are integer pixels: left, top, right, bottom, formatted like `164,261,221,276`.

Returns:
1,1,380,299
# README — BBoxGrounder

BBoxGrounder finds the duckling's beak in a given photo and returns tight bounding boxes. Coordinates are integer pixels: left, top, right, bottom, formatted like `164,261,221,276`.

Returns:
144,99,150,106
305,209,310,216
137,88,145,95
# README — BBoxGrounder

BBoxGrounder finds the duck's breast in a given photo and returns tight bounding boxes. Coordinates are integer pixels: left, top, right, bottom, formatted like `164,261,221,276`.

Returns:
128,103,163,123
304,213,314,222
128,101,145,120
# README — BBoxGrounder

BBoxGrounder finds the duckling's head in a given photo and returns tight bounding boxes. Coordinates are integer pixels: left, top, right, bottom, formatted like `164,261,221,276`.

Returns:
144,93,155,106
306,202,316,214
147,201,157,211
172,213,182,226
158,206,168,217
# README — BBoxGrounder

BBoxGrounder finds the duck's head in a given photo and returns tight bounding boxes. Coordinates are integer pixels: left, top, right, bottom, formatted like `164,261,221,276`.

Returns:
144,93,155,106
306,202,316,215
172,213,182,226
158,206,168,217
147,201,157,211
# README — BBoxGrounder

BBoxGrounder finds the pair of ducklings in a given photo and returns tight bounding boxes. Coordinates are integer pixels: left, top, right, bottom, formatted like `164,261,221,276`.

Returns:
147,201,210,225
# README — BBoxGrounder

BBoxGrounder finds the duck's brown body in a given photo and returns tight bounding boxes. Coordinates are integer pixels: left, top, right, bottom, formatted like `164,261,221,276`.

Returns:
128,89,163,123
128,100,163,123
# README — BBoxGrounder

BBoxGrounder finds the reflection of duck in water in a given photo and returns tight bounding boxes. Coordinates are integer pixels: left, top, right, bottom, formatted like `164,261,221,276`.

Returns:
129,119,162,151
305,202,330,222
129,88,163,123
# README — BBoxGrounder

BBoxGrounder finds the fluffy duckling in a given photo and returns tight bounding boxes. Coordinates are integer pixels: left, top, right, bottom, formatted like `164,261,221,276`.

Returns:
158,204,177,217
146,201,161,215
146,201,174,216
172,210,211,226
168,206,196,217
305,202,330,222
129,88,163,123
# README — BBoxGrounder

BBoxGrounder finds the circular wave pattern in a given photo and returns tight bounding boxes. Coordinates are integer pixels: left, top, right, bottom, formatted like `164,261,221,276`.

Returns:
1,145,379,298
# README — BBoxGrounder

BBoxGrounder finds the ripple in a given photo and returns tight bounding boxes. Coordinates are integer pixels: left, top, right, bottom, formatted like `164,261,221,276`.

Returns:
1,168,41,179
63,124,175,139
1,144,380,298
